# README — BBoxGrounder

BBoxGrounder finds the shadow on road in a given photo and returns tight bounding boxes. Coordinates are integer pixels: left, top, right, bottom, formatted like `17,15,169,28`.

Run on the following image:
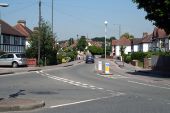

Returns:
9,90,26,98
126,70,170,79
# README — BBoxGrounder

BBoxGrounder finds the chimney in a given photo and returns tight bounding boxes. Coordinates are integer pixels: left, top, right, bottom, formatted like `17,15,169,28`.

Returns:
17,20,26,26
143,32,148,38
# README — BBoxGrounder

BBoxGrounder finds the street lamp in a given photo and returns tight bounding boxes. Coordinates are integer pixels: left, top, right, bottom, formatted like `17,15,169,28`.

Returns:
104,21,108,61
0,3,9,7
0,3,9,50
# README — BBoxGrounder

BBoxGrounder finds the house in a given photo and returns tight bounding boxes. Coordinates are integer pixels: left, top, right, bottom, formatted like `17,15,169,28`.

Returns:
0,19,26,53
139,33,152,52
112,37,131,57
152,27,169,52
14,20,32,48
132,38,143,52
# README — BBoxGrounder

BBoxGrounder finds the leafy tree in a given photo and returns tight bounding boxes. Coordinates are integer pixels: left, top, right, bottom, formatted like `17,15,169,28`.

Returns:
26,20,57,65
121,33,134,39
132,0,170,34
120,46,126,66
77,36,88,51
88,46,103,55
110,36,116,41
68,38,74,46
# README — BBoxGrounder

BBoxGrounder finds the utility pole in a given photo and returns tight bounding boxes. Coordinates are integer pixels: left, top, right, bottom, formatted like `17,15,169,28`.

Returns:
52,0,53,39
38,0,41,66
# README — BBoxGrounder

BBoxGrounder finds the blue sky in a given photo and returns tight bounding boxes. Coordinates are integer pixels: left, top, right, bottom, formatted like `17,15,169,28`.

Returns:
1,0,154,40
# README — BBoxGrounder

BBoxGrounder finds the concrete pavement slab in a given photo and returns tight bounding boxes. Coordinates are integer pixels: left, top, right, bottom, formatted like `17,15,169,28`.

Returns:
0,98,45,112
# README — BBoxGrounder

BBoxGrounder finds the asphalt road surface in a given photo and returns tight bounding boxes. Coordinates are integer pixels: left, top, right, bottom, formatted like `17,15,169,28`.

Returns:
0,60,170,113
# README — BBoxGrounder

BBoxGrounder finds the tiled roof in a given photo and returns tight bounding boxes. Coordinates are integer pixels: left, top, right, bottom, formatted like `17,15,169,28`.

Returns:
141,34,152,43
14,23,32,37
153,27,167,38
112,40,118,46
0,19,25,37
112,37,131,46
118,37,131,46
132,38,143,45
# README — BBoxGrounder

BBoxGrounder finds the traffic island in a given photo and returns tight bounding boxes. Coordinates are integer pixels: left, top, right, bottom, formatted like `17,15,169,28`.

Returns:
0,98,45,112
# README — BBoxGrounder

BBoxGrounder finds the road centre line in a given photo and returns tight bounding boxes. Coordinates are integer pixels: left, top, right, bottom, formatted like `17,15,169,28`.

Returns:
50,95,116,108
128,80,170,90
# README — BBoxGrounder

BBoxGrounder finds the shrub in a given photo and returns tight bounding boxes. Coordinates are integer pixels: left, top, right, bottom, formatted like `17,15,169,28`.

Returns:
124,55,132,63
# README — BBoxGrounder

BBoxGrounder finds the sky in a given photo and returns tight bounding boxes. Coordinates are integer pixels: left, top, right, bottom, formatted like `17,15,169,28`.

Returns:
1,0,155,40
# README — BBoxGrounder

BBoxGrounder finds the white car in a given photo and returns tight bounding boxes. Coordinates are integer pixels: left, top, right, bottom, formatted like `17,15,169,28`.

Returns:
0,53,27,68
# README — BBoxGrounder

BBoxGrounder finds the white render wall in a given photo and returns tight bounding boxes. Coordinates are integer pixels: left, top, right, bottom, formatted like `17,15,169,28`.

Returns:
115,46,120,56
133,45,139,52
143,43,149,52
124,46,131,54
115,45,131,56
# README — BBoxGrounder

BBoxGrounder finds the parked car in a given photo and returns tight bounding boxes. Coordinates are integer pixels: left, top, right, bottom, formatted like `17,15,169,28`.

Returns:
0,53,27,68
85,55,94,63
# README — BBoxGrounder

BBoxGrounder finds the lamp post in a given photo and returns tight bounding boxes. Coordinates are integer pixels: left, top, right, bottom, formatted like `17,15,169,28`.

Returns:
0,3,9,50
104,21,108,61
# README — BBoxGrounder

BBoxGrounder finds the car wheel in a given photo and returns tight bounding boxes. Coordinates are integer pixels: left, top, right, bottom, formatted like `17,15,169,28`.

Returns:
12,62,18,68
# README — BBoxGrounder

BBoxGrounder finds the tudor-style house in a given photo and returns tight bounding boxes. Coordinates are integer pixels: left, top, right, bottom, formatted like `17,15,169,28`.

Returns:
14,20,32,49
152,27,170,52
0,19,26,53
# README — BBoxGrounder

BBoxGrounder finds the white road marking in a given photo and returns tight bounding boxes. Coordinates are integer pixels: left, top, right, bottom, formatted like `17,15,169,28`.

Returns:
50,95,115,108
89,85,95,88
98,88,104,90
128,80,170,90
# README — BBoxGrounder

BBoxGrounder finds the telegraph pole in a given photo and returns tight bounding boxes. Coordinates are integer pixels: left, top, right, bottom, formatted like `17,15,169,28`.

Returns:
38,0,41,66
52,0,53,38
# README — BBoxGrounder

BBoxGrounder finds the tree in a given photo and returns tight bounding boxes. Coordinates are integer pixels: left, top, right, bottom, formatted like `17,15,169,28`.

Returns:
88,46,103,55
26,20,57,65
68,38,74,46
77,36,88,51
120,46,126,66
132,0,170,34
121,33,134,39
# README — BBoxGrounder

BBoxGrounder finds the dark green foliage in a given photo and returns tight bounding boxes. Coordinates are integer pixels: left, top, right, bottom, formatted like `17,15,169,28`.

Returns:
132,0,170,34
77,36,88,51
26,19,57,65
131,52,147,61
68,38,74,46
121,33,134,39
124,54,132,63
88,46,103,55
91,37,114,42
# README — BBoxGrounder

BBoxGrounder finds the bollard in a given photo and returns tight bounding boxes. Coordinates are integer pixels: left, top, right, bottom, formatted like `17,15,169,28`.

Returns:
98,61,102,72
105,63,110,74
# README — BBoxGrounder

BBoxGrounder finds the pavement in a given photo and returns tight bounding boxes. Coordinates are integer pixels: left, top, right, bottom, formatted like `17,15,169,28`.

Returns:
0,60,84,112
114,59,170,77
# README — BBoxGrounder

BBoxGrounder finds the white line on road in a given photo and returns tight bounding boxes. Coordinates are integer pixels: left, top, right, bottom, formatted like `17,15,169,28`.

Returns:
128,80,170,90
50,95,115,108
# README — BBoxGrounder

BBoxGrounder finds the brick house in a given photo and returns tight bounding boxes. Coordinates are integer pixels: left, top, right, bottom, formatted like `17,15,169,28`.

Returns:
0,19,26,53
14,20,32,49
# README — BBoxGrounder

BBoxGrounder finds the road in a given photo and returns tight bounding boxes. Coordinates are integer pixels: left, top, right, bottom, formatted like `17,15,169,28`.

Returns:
0,60,170,113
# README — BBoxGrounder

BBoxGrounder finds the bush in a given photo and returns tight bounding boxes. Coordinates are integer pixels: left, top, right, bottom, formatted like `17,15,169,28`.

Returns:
124,55,132,63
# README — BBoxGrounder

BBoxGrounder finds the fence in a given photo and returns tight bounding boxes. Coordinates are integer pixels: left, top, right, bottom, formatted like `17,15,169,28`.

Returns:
151,55,170,72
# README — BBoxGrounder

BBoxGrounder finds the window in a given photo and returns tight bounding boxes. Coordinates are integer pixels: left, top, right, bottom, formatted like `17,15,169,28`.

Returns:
14,37,20,45
0,54,7,58
16,54,26,58
3,35,10,44
7,54,14,58
21,38,26,45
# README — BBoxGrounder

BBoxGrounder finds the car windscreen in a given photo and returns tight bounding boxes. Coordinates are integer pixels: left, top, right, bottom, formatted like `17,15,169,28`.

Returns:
16,54,26,58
